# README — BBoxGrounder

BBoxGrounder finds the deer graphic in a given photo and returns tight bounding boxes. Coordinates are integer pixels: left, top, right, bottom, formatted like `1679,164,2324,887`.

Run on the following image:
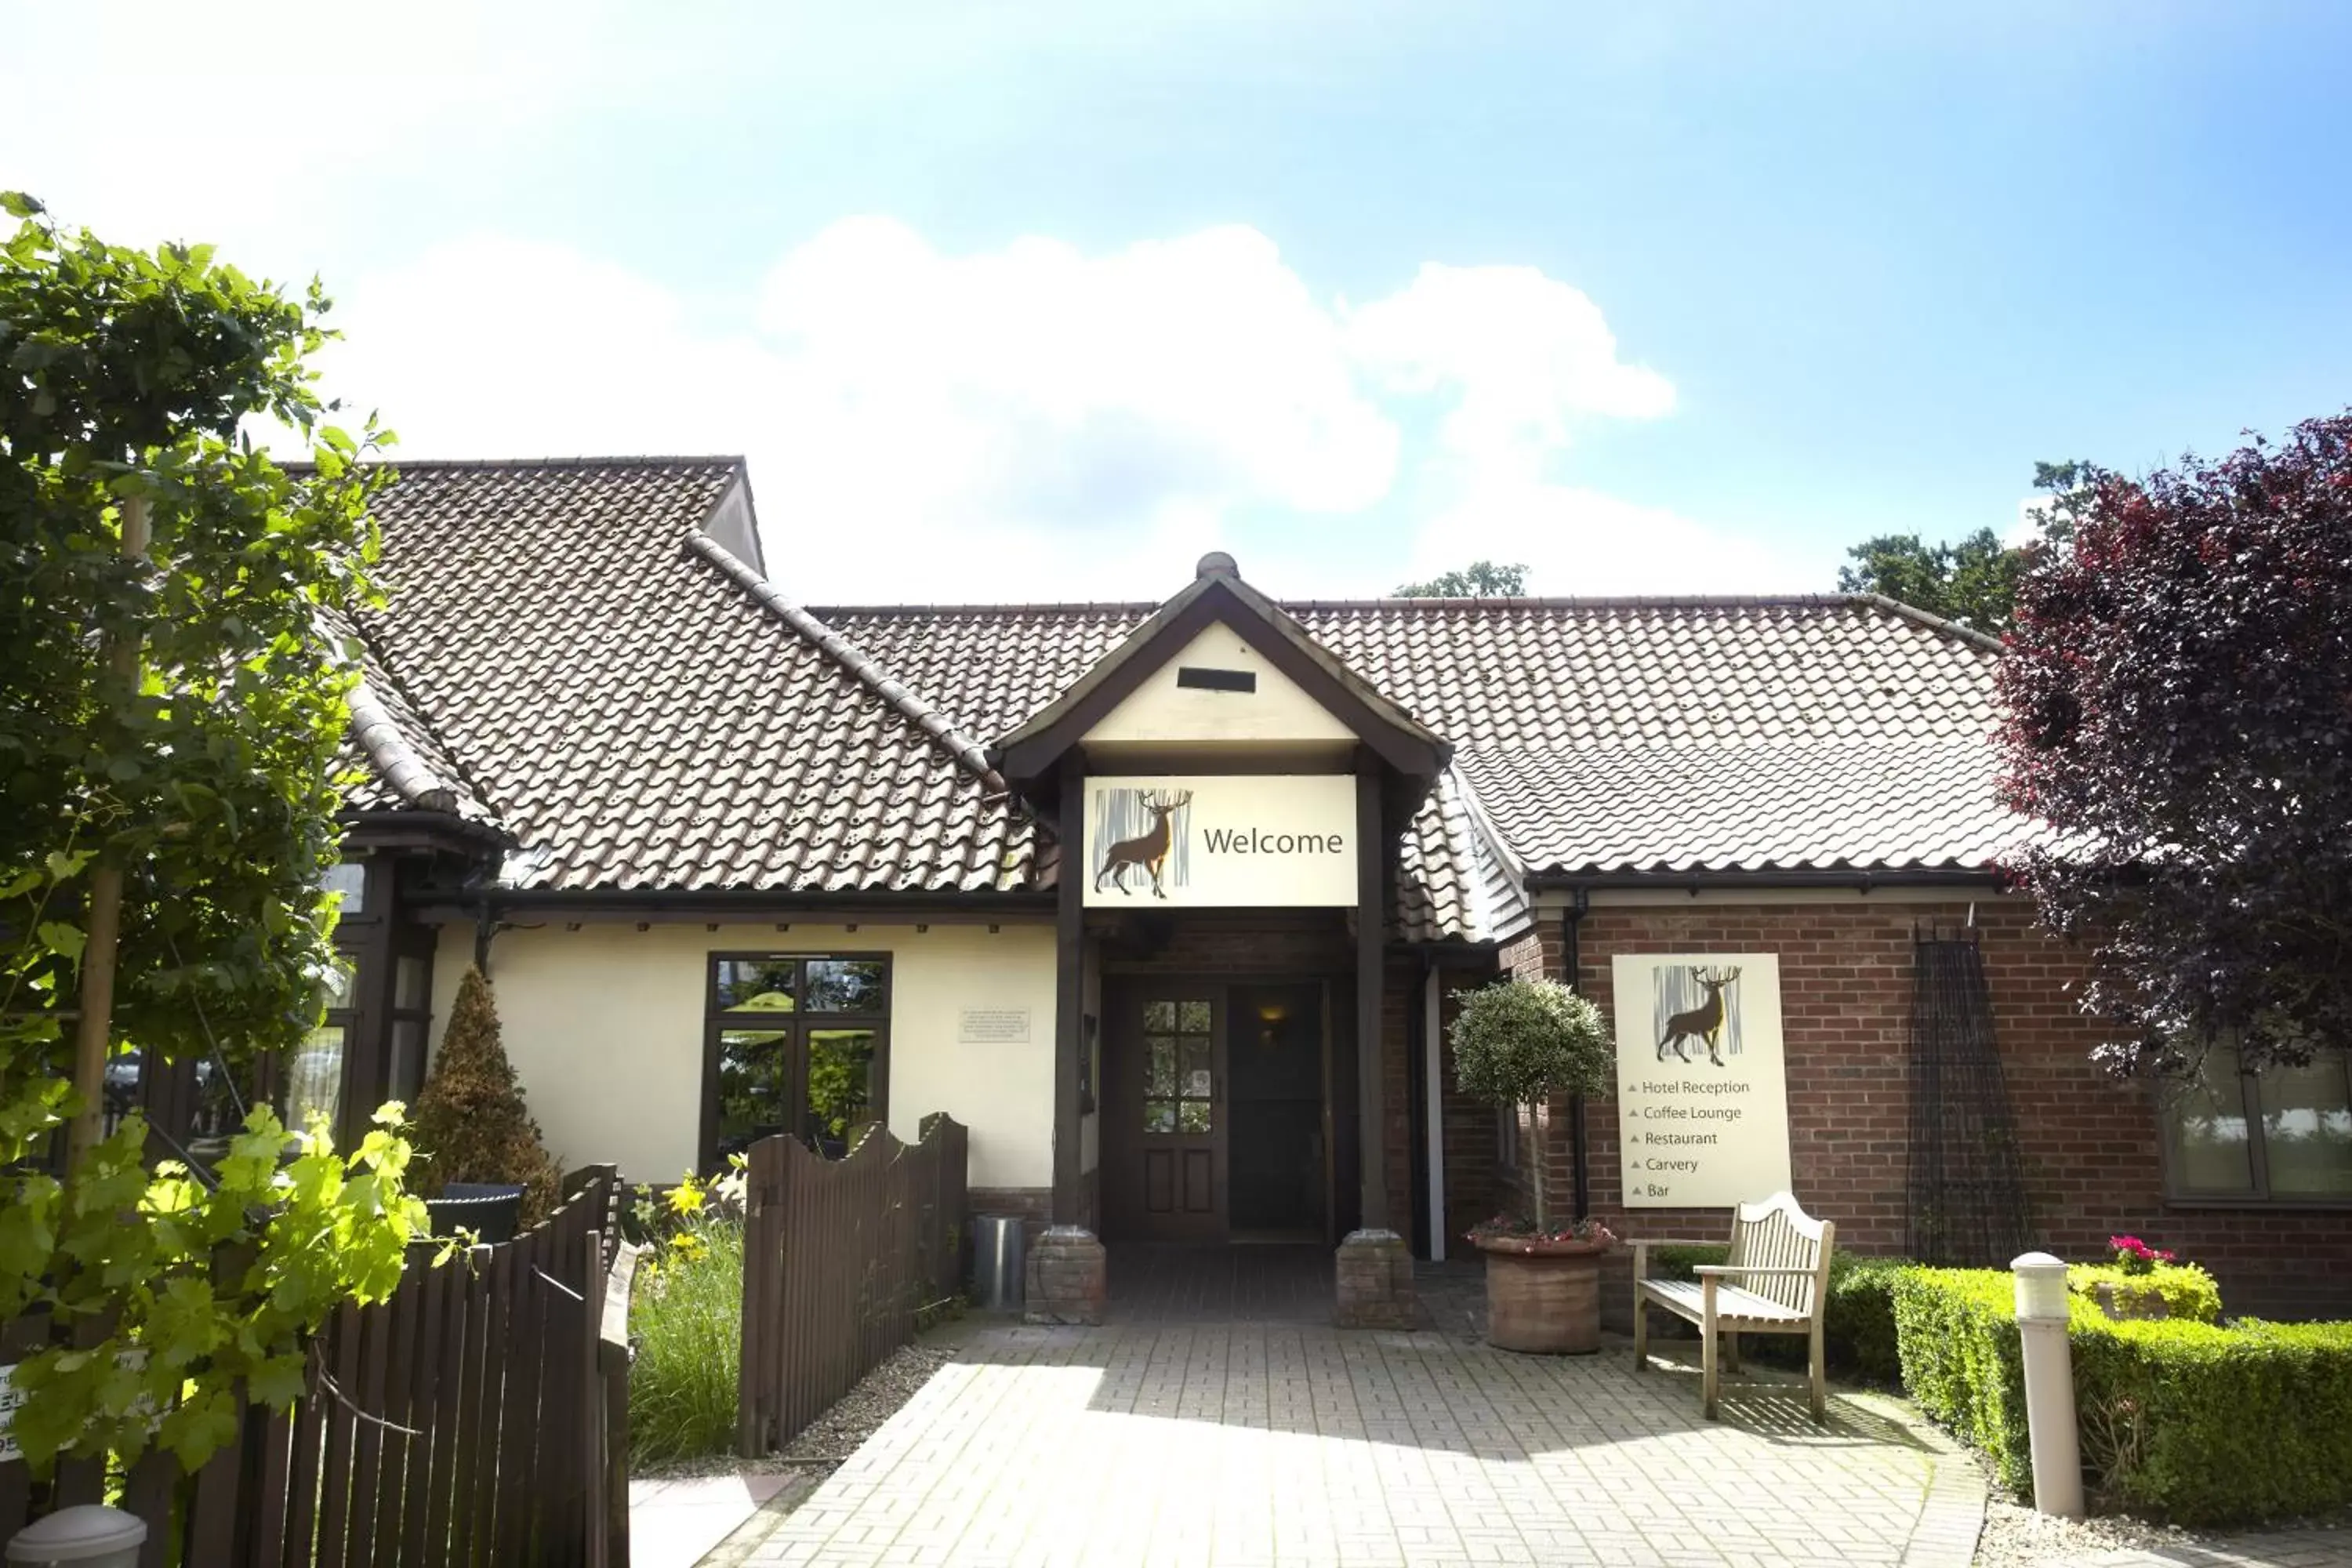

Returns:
1658,966,1742,1066
1094,789,1194,899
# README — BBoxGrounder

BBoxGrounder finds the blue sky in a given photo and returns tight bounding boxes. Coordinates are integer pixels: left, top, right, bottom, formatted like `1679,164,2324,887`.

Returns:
12,2,2350,602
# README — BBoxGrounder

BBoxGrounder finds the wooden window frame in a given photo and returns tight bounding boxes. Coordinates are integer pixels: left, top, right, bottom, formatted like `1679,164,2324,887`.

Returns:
699,951,893,1173
2160,1046,2352,1210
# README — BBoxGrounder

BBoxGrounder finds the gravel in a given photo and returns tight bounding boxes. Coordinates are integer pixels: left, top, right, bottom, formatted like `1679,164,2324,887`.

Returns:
764,1338,956,1476
1970,1473,2352,1566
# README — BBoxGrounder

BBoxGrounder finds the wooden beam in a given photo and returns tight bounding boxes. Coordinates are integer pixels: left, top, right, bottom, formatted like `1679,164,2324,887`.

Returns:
1051,754,1087,1225
1355,756,1388,1232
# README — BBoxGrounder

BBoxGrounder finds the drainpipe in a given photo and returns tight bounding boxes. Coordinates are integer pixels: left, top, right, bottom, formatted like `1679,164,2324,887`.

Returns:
1421,960,1446,1262
1565,889,1591,1221
474,895,497,976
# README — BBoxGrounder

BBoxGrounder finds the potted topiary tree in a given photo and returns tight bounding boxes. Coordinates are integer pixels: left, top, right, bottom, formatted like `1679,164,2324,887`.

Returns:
412,965,562,1241
1451,976,1618,1353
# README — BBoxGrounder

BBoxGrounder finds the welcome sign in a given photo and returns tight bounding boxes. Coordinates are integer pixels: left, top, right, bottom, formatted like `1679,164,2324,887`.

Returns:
1083,775,1356,907
1610,953,1795,1208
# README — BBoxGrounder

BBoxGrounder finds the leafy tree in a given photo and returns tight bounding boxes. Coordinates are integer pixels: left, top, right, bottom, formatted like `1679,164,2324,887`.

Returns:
1395,560,1529,597
1998,413,2352,1076
411,966,561,1221
1837,462,2093,634
1449,978,1611,1231
1838,528,2024,632
1,192,426,1473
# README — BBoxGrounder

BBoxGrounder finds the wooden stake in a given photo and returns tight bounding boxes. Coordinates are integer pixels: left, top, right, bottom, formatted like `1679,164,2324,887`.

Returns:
67,493,150,1170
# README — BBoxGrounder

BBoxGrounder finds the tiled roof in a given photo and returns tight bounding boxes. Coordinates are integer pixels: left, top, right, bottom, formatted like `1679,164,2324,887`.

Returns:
347,459,1040,894
339,458,2021,934
332,612,503,826
820,596,2026,901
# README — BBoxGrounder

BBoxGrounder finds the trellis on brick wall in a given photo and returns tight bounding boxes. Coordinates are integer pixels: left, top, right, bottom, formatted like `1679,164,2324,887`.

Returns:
1907,925,2032,1266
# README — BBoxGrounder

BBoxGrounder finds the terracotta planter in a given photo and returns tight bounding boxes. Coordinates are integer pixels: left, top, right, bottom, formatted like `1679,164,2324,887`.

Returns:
1474,1236,1612,1354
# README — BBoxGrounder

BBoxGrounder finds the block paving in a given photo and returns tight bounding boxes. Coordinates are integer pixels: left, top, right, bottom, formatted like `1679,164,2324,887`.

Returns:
706,1319,1986,1567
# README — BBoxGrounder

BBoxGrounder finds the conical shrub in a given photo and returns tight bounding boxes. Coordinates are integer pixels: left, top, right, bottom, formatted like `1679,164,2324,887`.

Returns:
411,965,562,1225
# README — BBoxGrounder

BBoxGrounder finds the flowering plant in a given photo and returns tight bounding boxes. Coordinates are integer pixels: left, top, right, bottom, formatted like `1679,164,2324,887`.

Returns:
2109,1234,2177,1276
1465,1214,1618,1252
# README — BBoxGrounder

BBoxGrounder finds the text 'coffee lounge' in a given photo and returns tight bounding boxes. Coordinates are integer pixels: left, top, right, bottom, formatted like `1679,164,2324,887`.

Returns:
261,459,2345,1325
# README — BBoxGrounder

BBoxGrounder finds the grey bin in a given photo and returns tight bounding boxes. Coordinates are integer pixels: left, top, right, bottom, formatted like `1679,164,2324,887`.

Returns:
972,1214,1025,1311
7,1504,147,1566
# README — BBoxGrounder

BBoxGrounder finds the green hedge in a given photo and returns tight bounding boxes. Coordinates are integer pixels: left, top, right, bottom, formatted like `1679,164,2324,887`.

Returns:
1890,1267,2352,1526
1643,1246,1911,1385
2074,1316,2352,1523
1890,1269,2033,1489
2067,1261,2222,1324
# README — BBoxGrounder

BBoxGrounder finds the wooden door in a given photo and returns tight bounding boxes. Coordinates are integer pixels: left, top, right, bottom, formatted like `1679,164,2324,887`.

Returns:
1105,985,1226,1241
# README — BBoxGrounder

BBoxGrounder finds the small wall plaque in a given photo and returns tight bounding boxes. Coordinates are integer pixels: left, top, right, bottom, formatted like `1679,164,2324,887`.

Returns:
959,1007,1032,1044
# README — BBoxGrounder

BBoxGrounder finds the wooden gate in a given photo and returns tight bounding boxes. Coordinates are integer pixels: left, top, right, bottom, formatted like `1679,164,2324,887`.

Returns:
0,1167,636,1566
736,1116,968,1454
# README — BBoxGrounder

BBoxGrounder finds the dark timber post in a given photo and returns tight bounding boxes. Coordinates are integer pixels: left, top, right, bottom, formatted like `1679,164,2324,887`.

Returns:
1354,754,1387,1232
1052,753,1086,1226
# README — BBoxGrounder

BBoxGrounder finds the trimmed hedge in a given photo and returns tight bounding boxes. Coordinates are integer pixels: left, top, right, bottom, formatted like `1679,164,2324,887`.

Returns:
1890,1269,2032,1489
2074,1316,2352,1524
2067,1261,2221,1324
1644,1246,1911,1385
1891,1266,2352,1526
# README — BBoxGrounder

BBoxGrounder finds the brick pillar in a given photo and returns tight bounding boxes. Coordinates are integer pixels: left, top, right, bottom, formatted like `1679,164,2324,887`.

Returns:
1024,1225,1107,1325
1334,1227,1417,1330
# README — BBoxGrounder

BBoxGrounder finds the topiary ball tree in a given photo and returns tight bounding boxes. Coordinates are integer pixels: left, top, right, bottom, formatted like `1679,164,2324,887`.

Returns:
1450,978,1612,1231
411,965,562,1225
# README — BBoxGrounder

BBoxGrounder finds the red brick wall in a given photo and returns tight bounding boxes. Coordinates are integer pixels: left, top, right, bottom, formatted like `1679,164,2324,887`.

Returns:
1448,898,2352,1321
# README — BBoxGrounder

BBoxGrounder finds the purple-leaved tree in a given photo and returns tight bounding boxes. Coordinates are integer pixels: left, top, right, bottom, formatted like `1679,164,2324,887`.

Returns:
1999,412,2352,1076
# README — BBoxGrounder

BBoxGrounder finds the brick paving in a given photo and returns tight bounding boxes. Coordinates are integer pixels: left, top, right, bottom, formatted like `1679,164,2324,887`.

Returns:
706,1320,1986,1566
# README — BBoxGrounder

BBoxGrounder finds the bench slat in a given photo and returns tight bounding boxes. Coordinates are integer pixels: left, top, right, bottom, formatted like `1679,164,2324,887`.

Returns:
1637,1278,1809,1326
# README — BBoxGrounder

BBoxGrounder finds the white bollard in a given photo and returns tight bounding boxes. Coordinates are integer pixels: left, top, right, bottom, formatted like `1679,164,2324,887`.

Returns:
2011,1251,2084,1518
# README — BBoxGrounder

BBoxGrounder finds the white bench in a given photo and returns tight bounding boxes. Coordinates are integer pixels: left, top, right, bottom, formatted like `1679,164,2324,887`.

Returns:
1631,1192,1837,1422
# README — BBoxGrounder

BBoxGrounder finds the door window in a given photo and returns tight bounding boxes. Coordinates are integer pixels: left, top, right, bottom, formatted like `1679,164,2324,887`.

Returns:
1142,998,1214,1134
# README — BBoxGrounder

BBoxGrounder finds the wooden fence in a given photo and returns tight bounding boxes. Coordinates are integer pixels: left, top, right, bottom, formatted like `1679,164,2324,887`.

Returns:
737,1115,968,1455
0,1166,636,1566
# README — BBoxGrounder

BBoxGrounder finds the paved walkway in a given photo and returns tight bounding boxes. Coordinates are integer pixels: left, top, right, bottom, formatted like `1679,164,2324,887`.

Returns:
707,1320,1985,1566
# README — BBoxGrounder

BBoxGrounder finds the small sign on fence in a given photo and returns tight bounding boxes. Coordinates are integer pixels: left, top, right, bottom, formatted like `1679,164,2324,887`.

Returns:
0,1362,20,1464
958,1007,1031,1044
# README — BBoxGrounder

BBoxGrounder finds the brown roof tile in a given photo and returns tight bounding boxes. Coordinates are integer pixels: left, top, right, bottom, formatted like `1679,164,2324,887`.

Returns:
348,460,1040,895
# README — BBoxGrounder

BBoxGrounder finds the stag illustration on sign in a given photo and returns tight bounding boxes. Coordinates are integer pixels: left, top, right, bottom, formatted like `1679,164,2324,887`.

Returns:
1092,788,1195,898
1655,965,1744,1066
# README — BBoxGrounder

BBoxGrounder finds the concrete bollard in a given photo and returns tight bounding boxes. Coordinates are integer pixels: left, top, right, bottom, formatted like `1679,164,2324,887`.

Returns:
6,1504,147,1566
2011,1251,2084,1518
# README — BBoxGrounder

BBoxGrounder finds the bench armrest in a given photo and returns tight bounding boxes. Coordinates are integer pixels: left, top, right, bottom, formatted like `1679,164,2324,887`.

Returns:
1691,1265,1818,1278
1628,1239,1726,1281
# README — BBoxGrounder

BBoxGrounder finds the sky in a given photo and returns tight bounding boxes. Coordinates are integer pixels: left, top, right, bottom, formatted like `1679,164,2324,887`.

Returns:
9,2,2350,604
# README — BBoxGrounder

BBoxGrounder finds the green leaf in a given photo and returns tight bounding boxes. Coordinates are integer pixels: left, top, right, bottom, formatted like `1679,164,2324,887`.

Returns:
36,921,85,965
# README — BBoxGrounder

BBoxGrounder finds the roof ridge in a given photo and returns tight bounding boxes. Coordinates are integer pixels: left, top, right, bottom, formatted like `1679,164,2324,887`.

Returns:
333,612,507,826
358,454,746,472
1844,592,2006,653
684,532,1011,794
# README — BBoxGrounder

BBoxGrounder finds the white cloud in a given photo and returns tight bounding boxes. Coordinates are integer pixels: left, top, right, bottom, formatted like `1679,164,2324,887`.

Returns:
313,218,1778,601
3,1,632,266
1401,481,1799,597
1348,262,1675,465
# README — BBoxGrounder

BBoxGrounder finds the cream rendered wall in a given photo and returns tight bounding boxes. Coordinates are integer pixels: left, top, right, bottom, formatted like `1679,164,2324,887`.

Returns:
1084,624,1354,745
426,920,1058,1189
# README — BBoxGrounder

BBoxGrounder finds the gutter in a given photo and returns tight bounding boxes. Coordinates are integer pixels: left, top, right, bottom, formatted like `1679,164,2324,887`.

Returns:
1523,866,2008,895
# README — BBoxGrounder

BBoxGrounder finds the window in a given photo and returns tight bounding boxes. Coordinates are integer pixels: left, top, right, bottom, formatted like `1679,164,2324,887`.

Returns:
2161,1043,2352,1203
319,860,368,916
704,954,890,1167
282,955,357,1136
